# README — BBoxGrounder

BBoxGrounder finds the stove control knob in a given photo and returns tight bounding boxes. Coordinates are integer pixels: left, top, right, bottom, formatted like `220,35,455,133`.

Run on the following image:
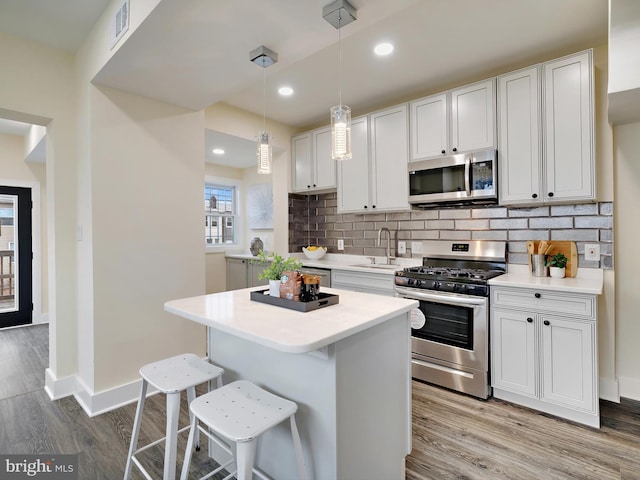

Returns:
415,280,422,287
407,279,414,286
433,281,440,289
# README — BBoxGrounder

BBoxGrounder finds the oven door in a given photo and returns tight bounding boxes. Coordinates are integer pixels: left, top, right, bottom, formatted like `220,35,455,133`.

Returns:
395,286,488,372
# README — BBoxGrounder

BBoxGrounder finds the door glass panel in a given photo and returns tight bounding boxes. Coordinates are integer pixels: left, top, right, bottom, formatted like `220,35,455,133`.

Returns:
0,195,17,312
412,300,474,350
409,165,466,195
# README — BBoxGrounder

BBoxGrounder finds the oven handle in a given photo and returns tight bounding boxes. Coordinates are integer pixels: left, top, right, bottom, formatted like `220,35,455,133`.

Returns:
395,287,487,307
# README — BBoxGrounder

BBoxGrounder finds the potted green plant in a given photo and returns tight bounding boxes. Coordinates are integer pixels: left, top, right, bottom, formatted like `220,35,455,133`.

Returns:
253,250,303,296
545,252,568,278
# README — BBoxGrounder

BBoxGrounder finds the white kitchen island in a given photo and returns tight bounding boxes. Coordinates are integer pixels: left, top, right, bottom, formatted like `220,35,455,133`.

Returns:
165,287,418,480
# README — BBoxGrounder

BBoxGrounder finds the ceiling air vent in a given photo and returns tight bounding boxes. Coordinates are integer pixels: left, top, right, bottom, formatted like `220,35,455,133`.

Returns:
110,0,130,49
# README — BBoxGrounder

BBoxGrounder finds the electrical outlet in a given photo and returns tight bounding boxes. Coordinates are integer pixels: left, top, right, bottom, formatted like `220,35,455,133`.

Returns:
398,241,407,254
584,243,600,261
411,241,423,254
337,239,344,251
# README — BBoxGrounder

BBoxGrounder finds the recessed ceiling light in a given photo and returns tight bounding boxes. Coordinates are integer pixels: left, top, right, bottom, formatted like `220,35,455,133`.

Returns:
278,86,294,96
212,148,225,155
374,42,394,56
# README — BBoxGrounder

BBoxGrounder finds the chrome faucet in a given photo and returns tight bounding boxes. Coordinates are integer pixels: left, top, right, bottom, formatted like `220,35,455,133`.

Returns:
377,228,395,265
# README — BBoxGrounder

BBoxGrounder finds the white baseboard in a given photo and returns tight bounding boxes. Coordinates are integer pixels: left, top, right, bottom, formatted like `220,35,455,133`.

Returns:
33,312,49,325
618,375,640,402
74,376,158,417
44,368,76,400
599,377,620,402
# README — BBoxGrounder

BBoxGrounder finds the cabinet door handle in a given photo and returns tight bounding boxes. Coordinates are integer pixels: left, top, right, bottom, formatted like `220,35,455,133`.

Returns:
452,147,458,152
307,185,311,188
548,192,554,197
372,205,376,208
527,317,533,323
313,184,317,187
543,320,550,326
532,193,538,199
441,150,446,155
534,293,541,298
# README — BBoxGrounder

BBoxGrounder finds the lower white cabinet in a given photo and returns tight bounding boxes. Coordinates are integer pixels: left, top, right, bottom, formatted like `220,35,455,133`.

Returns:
226,258,268,290
331,269,395,297
490,286,599,428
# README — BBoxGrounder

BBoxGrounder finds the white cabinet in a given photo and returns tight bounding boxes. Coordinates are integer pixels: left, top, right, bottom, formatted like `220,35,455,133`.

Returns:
226,258,268,290
226,258,248,291
410,79,496,162
450,79,496,153
498,50,594,205
491,286,599,428
292,126,336,193
337,104,410,213
336,116,369,212
410,93,448,160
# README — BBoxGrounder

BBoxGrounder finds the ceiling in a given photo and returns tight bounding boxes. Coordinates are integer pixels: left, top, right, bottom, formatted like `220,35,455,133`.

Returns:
0,0,608,168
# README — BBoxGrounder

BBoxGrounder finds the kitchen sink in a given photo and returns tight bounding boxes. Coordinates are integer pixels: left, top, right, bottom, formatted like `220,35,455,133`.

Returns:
348,263,401,270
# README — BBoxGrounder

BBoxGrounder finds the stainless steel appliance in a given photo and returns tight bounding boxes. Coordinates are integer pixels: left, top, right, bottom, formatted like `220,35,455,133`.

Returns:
394,240,506,399
408,149,497,207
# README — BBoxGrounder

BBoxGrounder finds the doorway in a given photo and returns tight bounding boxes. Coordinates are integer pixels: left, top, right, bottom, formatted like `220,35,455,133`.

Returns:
0,185,32,328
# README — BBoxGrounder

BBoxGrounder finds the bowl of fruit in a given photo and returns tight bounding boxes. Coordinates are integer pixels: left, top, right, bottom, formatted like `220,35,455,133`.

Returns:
302,245,327,260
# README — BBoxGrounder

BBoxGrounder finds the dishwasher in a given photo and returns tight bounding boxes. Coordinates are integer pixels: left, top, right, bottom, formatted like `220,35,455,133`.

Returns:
299,267,331,287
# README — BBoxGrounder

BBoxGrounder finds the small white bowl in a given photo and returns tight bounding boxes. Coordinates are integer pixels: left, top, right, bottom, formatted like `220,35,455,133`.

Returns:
302,246,327,260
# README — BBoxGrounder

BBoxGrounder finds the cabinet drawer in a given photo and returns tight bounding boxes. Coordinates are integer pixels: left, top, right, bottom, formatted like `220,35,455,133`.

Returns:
491,287,595,319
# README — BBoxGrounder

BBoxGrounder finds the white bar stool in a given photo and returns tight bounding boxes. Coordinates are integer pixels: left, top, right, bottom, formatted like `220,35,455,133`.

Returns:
124,353,224,480
180,380,308,480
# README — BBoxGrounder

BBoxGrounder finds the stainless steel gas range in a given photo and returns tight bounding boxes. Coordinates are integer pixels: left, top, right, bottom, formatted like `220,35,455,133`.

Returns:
394,240,507,399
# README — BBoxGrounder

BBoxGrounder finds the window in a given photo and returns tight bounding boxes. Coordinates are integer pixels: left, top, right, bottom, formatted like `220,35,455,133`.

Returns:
205,184,236,245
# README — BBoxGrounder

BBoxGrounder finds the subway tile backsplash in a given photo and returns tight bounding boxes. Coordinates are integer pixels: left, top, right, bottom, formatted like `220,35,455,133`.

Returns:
289,193,614,269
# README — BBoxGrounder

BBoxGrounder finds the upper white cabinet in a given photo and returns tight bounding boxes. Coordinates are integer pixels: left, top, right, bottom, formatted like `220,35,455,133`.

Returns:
450,79,496,154
498,50,595,205
410,79,496,162
337,104,410,213
292,126,336,193
410,93,448,159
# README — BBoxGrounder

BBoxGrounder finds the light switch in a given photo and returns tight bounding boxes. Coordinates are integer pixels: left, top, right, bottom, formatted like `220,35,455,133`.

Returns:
337,239,344,251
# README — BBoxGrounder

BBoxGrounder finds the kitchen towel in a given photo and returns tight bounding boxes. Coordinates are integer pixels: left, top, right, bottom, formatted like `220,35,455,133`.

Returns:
411,308,426,329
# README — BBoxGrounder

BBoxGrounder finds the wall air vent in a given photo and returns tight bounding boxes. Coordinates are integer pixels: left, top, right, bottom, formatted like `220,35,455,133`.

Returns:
110,0,130,49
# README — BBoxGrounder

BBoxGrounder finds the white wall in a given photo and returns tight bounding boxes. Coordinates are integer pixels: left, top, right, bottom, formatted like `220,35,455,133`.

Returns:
204,103,295,256
613,121,640,399
0,32,79,394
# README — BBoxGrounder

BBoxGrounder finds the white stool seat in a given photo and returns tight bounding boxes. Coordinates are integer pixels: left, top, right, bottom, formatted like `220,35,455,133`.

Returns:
124,353,224,480
180,380,308,480
141,353,224,393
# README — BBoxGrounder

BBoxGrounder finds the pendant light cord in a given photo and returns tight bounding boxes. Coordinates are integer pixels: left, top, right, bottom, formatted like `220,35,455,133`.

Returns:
262,60,267,131
338,15,342,107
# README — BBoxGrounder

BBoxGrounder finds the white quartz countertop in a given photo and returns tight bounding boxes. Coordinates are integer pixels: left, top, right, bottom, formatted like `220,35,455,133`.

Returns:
224,252,421,275
488,265,604,295
165,287,418,353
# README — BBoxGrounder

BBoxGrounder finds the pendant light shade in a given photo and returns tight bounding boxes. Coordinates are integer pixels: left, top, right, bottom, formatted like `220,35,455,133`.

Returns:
324,0,357,161
250,46,278,175
330,104,351,160
257,131,272,175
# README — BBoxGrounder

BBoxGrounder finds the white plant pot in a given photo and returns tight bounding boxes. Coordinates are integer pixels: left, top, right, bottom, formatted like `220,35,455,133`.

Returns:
269,279,281,297
549,266,566,278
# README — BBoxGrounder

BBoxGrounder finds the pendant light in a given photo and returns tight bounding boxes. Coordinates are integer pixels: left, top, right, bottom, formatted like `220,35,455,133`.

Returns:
250,46,278,175
323,0,357,160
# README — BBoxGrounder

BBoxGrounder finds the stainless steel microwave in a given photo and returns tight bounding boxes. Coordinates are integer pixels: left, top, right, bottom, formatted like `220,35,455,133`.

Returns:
408,149,497,207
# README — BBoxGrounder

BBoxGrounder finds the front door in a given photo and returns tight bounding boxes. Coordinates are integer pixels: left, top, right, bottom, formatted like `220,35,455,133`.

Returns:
0,186,32,328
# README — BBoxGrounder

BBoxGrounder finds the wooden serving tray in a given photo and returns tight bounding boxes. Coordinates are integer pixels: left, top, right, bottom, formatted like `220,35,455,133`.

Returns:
250,290,339,312
527,240,578,277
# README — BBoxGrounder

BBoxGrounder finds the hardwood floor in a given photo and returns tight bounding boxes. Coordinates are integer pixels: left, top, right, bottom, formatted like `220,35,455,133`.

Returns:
2,324,640,479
